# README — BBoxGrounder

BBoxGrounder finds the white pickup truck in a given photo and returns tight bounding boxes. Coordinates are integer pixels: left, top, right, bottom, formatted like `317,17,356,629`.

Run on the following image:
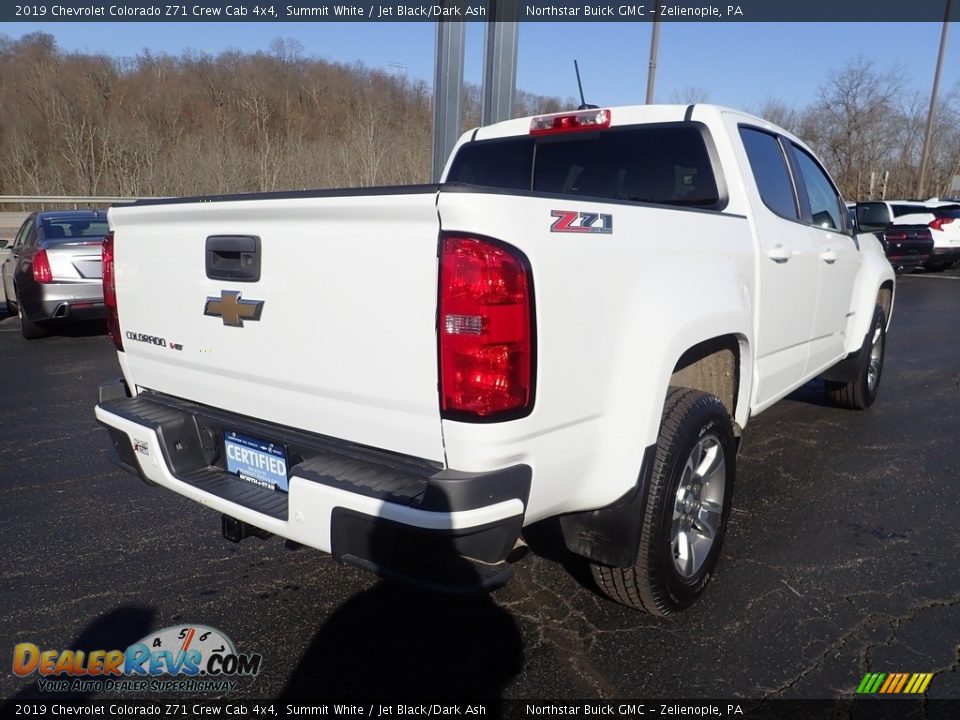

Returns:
95,104,894,615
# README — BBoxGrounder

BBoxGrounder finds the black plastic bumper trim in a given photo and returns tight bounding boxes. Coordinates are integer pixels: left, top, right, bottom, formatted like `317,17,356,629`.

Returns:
96,389,531,520
102,424,148,482
331,508,521,593
99,378,130,404
929,247,960,261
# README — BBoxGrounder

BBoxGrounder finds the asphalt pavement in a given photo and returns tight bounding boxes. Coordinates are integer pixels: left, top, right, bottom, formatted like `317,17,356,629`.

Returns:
1,269,958,701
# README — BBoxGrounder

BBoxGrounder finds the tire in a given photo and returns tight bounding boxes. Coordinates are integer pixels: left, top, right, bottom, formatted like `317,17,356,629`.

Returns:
17,293,48,340
826,304,885,410
591,387,736,615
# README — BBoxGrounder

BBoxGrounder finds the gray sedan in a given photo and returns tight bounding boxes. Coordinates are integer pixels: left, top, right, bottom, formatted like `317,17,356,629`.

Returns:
1,210,108,339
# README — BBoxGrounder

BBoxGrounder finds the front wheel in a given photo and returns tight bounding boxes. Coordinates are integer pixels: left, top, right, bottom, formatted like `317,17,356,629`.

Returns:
591,388,736,615
827,305,885,410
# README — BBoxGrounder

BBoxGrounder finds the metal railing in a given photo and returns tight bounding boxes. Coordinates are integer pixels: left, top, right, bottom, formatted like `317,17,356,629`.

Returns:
0,195,159,204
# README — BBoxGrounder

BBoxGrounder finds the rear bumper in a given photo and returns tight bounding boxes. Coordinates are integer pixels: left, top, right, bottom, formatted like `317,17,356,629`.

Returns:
95,382,530,593
927,247,960,263
22,281,104,322
883,242,932,270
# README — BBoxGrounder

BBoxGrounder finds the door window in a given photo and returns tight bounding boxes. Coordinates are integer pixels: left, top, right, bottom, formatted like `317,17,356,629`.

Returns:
739,127,798,221
791,145,845,232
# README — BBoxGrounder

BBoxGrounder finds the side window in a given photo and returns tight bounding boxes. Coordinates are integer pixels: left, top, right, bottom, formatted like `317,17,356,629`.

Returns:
739,127,798,220
791,144,844,231
13,219,32,248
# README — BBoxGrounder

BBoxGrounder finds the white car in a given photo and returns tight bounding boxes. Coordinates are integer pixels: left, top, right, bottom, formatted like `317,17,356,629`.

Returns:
886,199,960,271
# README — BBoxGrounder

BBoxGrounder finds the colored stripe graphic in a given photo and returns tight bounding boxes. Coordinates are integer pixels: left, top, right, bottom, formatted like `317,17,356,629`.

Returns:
856,672,933,694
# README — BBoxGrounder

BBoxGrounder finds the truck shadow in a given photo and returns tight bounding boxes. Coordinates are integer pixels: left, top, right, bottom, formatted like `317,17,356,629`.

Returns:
280,491,524,704
520,518,599,596
279,582,523,702
784,378,836,408
7,605,155,701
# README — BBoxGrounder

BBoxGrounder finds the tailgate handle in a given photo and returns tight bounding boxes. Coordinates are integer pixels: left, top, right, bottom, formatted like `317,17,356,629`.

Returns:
206,235,260,282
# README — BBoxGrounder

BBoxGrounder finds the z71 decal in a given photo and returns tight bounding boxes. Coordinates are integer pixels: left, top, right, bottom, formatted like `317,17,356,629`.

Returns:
550,210,614,234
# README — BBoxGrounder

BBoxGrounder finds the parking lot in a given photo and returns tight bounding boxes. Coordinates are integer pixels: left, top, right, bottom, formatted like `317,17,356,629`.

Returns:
1,268,958,701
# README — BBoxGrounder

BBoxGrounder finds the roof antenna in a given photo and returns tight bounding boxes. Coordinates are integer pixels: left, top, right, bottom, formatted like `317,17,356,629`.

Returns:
574,60,599,110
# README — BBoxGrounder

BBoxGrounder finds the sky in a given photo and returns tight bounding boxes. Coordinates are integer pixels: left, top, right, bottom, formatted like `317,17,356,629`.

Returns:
3,21,958,113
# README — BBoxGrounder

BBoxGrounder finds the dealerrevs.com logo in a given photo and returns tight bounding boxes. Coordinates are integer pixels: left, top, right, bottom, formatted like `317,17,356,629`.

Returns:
13,625,262,694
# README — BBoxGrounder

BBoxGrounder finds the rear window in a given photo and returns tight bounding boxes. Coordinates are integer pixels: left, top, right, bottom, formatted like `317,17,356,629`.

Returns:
42,219,109,242
932,206,960,218
446,124,722,210
891,204,929,218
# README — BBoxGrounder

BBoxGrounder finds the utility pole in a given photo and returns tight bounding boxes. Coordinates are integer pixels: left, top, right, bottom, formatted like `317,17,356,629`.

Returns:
917,0,952,199
645,2,661,104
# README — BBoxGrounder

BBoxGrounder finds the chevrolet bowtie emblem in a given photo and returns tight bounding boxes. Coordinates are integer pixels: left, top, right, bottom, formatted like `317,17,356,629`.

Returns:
203,290,264,327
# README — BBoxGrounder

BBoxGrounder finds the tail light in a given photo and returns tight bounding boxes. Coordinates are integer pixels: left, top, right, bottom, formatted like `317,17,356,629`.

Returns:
530,108,611,136
883,232,907,242
438,235,534,419
930,217,956,231
32,250,53,283
102,232,123,351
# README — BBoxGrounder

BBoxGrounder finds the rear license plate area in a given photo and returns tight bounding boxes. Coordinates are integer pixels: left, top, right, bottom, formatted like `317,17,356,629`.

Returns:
224,430,289,492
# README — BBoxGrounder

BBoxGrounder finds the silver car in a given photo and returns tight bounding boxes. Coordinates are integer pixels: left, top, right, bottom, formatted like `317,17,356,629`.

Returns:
1,210,108,339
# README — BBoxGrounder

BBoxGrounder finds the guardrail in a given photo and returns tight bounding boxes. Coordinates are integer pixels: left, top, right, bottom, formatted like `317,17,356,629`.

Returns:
0,195,159,204
0,197,163,231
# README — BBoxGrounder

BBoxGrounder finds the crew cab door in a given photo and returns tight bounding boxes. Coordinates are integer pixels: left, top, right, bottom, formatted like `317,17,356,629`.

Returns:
736,125,820,407
786,142,861,374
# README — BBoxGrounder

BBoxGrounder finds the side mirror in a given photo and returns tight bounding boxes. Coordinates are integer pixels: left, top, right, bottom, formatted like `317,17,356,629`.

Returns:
854,202,888,232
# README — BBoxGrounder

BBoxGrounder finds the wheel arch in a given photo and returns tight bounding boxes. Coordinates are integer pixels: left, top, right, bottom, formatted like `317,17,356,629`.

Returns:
559,332,749,568
669,333,749,435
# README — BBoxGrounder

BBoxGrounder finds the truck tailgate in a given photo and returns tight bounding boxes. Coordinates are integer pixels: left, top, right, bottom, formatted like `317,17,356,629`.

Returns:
109,191,446,463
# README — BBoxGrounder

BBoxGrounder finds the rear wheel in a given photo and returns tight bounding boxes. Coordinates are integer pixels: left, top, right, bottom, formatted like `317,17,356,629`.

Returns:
827,304,885,410
591,388,736,615
17,293,48,340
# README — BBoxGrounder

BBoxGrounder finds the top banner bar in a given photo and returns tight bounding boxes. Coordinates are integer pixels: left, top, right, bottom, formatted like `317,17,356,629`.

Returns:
4,0,960,22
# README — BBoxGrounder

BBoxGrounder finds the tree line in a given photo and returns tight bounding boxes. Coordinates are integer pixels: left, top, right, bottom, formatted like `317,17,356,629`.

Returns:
1,32,957,203
0,32,566,200
751,57,960,200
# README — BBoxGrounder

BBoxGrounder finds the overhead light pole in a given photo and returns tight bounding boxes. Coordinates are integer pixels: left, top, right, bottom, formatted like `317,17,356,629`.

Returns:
917,0,952,199
432,17,465,183
646,2,661,104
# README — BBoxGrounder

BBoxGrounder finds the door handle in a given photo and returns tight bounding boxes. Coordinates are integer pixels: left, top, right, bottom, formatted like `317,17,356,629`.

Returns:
768,245,791,263
820,249,837,264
